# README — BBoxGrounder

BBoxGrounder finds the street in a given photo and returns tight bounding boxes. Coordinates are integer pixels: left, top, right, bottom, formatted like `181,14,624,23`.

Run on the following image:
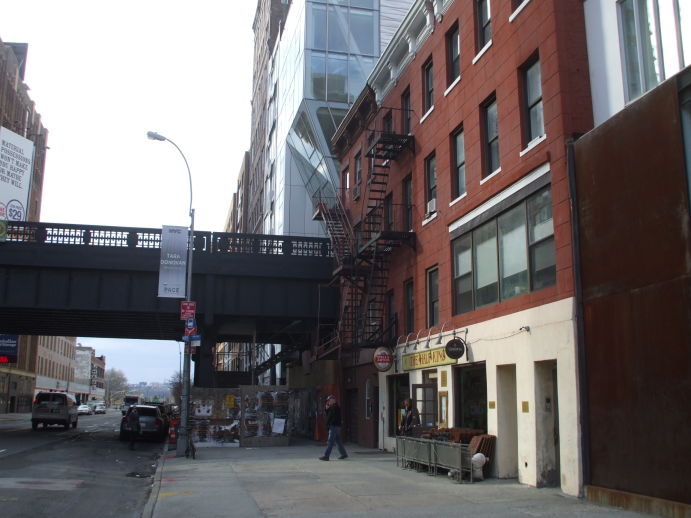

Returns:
0,411,164,518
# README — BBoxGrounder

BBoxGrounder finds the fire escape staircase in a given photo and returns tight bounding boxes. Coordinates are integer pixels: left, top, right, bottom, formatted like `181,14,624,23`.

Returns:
314,130,414,357
353,130,415,350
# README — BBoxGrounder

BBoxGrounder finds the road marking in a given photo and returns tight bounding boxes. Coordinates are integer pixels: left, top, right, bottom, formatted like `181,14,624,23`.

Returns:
0,478,84,491
159,490,195,498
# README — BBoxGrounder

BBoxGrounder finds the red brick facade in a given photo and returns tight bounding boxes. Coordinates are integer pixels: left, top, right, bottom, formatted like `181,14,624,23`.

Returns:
337,0,592,335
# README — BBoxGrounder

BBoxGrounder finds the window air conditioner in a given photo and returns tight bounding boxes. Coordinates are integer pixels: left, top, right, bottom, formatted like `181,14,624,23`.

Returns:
426,198,437,215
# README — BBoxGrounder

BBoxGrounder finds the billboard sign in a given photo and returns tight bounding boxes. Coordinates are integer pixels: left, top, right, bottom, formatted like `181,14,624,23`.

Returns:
158,225,188,298
0,334,19,363
0,127,34,221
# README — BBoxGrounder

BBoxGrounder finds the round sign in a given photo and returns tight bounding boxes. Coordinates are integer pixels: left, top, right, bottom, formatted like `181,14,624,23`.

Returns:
445,337,466,360
372,346,394,372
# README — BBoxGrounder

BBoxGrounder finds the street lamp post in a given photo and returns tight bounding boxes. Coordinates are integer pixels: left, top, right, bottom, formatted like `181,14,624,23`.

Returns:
147,130,194,458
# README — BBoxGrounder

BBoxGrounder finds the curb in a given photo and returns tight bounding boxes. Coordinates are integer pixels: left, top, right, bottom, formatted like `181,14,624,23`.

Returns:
141,443,168,518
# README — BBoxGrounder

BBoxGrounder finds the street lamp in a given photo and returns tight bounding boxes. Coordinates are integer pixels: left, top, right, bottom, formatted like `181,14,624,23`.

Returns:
147,130,194,458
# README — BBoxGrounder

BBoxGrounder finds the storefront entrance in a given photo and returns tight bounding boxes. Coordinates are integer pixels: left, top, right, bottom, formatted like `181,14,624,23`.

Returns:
453,363,487,430
387,373,410,436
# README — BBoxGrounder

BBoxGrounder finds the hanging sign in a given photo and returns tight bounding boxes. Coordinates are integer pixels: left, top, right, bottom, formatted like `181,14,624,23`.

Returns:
0,127,34,222
158,225,188,298
445,337,467,360
372,346,394,372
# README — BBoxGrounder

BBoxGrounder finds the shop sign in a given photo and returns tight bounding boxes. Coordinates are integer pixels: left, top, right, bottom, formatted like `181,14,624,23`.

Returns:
372,346,394,372
402,347,456,371
445,337,467,360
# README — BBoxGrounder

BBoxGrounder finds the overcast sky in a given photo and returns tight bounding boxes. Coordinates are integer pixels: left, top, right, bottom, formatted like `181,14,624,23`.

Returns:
2,1,257,383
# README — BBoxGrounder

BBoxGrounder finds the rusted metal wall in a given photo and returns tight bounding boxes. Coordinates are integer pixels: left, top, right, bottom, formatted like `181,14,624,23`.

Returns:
573,74,691,505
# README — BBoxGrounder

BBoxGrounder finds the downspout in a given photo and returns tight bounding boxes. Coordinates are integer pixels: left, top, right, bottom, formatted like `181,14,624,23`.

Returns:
566,134,590,493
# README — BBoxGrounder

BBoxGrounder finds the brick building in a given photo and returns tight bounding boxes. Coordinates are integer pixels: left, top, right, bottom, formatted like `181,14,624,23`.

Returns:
0,39,49,413
327,0,593,494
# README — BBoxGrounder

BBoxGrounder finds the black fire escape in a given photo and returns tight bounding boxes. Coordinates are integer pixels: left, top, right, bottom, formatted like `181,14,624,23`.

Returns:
316,124,414,359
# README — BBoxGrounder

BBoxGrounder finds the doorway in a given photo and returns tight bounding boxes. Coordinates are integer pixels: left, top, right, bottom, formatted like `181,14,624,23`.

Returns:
453,363,487,430
496,364,518,478
387,374,410,436
535,360,560,487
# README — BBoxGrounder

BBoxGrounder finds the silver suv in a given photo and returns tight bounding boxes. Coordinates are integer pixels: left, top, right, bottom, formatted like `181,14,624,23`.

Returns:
31,392,78,430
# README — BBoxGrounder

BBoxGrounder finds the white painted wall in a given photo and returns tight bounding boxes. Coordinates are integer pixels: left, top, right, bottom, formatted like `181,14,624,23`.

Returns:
380,297,581,495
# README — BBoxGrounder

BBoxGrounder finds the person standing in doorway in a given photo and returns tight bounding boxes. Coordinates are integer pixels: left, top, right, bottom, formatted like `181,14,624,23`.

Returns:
128,406,141,450
398,398,420,436
319,395,347,460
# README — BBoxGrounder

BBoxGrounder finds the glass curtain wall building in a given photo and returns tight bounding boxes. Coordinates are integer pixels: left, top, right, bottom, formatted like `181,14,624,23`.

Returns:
263,0,412,236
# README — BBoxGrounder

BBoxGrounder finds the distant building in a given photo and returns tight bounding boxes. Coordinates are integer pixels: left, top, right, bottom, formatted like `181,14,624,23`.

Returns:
34,336,77,399
75,345,106,404
0,38,50,413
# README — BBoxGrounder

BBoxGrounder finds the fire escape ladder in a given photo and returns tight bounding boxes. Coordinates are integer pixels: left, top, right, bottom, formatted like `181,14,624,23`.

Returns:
314,193,355,270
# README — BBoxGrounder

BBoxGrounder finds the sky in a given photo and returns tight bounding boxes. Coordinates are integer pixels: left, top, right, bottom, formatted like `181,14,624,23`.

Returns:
2,1,257,384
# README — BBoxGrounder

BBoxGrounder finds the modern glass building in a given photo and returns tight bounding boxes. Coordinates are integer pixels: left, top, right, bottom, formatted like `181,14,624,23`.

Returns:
260,0,412,236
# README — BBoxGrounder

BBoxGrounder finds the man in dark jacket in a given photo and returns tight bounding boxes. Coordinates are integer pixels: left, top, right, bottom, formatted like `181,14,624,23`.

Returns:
128,406,141,450
319,395,348,460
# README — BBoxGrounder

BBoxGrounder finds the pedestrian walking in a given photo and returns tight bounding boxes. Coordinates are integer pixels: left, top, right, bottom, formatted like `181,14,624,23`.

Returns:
128,406,141,450
319,395,347,461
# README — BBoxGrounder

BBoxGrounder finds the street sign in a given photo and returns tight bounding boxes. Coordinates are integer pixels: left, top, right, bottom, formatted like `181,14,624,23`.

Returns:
185,317,196,330
180,301,196,320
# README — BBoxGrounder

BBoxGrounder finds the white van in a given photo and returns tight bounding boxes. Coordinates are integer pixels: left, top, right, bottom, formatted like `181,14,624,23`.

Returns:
31,392,78,430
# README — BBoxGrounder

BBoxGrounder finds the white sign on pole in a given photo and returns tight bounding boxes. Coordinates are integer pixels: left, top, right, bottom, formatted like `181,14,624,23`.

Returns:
158,225,188,298
0,127,35,221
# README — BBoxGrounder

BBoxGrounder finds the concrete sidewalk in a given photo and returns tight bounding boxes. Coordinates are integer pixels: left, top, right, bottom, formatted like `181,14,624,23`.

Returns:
143,440,651,518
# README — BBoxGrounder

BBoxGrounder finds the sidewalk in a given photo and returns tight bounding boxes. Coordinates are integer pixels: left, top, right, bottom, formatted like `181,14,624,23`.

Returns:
143,440,651,518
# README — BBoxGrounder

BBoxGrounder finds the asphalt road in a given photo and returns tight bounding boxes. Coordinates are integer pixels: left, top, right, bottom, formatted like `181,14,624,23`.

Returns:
0,411,165,518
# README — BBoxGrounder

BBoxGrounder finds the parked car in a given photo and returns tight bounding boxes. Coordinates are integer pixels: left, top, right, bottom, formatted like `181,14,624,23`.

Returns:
119,405,166,442
77,404,93,415
144,401,170,430
32,392,78,430
94,404,106,414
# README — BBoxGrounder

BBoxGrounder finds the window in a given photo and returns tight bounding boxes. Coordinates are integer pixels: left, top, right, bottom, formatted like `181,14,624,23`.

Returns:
384,193,394,230
422,58,434,113
473,221,499,307
447,23,461,85
341,167,349,203
527,188,556,289
482,95,500,176
499,204,528,299
386,289,396,342
452,128,466,198
522,56,544,143
425,152,437,213
401,88,412,134
452,187,556,314
403,175,413,231
404,278,414,334
619,0,690,102
383,111,393,134
452,234,473,315
353,152,362,200
476,0,492,50
427,266,439,327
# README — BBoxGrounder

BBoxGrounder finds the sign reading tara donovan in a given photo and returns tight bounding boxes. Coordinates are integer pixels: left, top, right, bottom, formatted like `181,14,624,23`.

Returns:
158,225,189,298
0,127,35,221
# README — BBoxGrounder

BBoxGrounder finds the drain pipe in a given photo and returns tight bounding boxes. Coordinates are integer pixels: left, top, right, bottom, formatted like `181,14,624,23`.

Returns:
566,134,590,494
